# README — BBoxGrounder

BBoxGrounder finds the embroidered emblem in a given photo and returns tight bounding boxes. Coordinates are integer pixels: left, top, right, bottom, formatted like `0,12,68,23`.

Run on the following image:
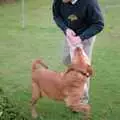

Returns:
68,14,78,21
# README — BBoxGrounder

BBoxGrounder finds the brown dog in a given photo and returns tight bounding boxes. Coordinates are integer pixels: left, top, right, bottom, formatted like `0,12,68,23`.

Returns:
31,47,93,118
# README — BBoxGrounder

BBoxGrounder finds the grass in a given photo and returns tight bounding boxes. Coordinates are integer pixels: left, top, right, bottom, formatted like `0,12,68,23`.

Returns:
0,0,120,119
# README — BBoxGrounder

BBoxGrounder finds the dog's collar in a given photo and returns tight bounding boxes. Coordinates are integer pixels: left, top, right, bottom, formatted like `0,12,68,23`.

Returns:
73,68,89,77
66,65,90,77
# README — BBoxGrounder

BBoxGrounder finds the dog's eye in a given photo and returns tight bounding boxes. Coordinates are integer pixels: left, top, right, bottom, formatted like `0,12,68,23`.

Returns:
87,65,93,76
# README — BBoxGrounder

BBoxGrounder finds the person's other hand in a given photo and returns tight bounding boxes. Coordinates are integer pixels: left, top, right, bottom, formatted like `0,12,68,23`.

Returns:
66,35,82,47
66,28,76,39
70,36,82,46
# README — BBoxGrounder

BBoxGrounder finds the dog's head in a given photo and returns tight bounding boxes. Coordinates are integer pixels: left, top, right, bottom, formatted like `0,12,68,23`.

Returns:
69,47,93,77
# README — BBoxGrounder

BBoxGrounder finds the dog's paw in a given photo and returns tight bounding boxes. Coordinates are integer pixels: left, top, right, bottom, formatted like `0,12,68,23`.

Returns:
35,115,43,120
32,110,38,119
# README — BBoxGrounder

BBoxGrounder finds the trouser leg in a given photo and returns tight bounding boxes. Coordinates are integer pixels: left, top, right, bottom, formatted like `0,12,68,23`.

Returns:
82,36,96,103
62,36,96,103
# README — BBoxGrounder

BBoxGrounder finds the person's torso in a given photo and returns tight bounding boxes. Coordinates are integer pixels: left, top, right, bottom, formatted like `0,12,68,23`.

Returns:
60,0,89,34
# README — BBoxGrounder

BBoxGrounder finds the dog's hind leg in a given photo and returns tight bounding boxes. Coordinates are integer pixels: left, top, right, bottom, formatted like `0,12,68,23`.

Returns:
31,82,41,119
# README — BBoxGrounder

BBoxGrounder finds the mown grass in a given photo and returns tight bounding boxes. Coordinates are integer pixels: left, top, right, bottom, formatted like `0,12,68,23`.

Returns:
0,0,120,120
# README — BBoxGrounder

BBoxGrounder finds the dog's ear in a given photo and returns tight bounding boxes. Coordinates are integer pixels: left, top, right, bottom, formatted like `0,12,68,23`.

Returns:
65,65,74,74
62,67,73,78
64,64,81,75
87,65,94,76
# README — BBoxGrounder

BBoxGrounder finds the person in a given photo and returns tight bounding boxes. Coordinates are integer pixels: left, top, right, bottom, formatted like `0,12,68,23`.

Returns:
52,0,104,103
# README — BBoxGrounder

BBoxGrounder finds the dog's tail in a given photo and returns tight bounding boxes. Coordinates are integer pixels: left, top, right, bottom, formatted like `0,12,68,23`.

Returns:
32,59,48,72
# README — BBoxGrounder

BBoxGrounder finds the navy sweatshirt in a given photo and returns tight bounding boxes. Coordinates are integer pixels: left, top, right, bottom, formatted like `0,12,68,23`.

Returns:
52,0,104,41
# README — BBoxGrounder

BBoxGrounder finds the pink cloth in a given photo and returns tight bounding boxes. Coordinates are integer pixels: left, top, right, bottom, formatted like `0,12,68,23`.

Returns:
66,36,90,65
66,36,81,47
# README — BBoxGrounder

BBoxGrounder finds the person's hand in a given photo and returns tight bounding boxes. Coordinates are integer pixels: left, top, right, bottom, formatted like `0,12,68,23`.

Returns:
70,36,82,46
66,28,76,40
66,35,82,47
65,28,82,47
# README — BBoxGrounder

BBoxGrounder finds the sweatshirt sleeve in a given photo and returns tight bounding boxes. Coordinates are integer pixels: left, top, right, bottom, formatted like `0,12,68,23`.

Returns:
52,0,68,33
79,0,104,41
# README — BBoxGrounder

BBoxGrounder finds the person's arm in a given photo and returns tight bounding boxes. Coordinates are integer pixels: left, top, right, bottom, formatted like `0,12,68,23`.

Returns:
52,0,68,33
79,0,104,41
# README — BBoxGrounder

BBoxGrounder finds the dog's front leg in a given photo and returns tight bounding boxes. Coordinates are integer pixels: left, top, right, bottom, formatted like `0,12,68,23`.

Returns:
31,82,40,119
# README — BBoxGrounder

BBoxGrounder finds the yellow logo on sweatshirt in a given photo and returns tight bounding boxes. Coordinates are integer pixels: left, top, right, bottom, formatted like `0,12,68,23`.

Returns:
68,14,78,21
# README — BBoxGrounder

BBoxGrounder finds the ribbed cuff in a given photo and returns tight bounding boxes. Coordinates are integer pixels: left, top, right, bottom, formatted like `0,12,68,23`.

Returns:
63,26,68,35
79,34,90,41
79,34,86,41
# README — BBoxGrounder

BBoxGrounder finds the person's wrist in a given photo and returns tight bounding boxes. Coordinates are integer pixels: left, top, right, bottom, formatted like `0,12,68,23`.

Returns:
79,35,84,41
76,36,82,42
65,28,70,34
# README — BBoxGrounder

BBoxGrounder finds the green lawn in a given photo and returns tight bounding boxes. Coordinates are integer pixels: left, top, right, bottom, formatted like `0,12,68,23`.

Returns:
0,0,120,120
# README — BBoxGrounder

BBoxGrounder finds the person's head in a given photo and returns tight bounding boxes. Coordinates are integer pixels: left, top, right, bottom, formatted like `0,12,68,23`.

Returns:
62,0,72,3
